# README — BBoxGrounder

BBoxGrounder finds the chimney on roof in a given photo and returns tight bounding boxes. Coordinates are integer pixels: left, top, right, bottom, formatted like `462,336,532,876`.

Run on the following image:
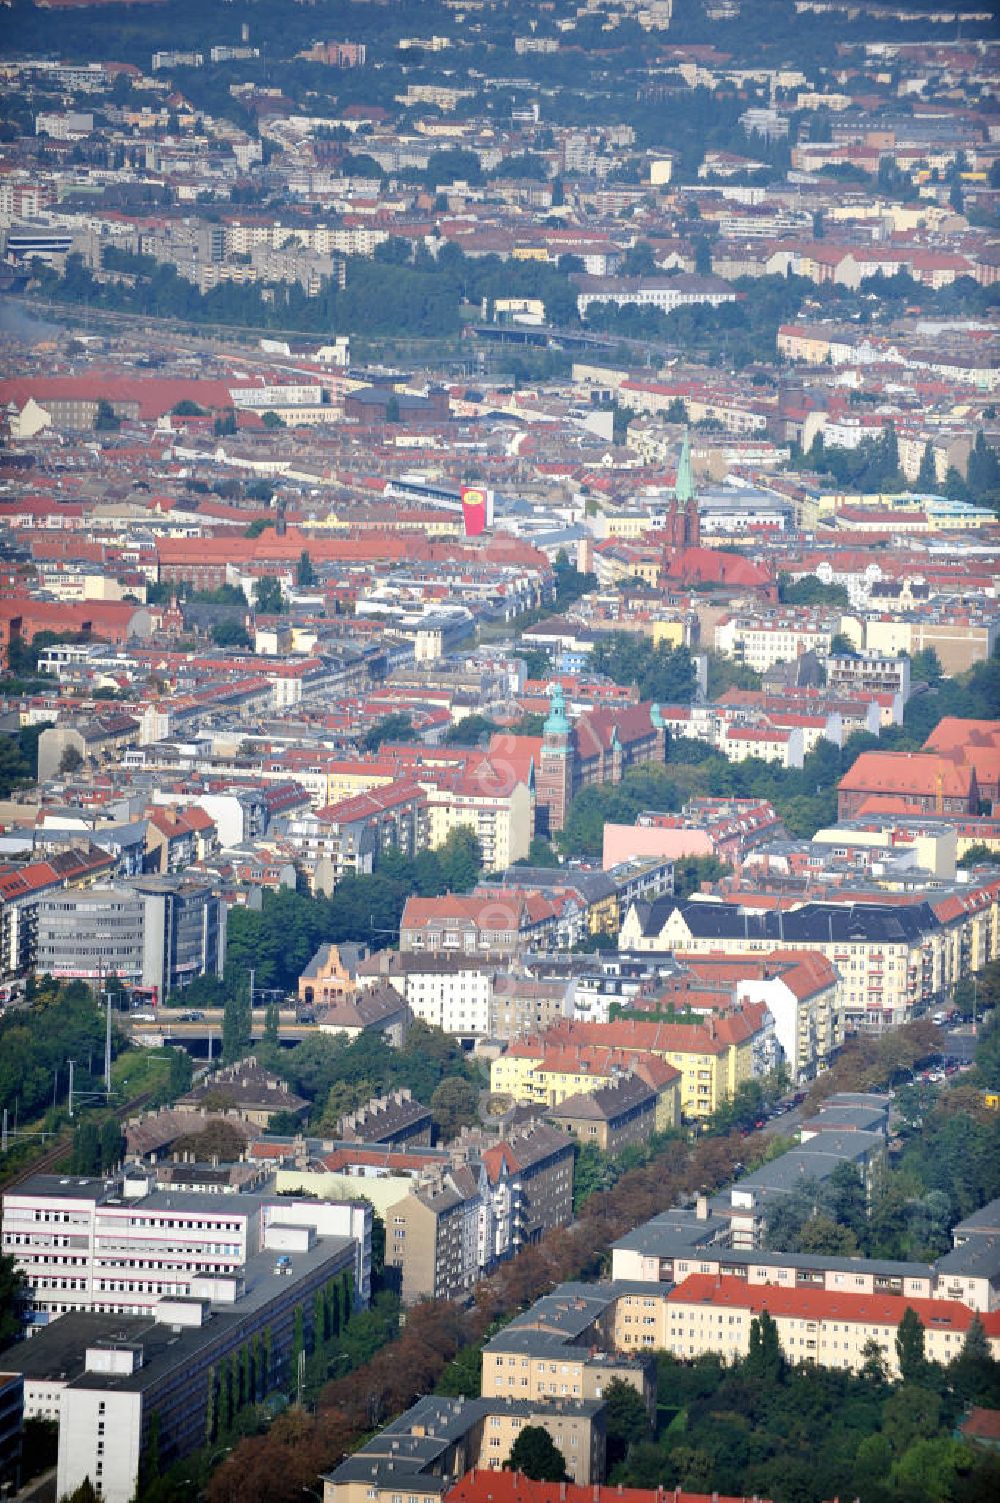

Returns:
696,1193,709,1221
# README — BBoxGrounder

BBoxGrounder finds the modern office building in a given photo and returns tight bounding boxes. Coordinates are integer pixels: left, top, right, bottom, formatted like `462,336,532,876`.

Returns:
1,1173,371,1327
33,875,225,1000
2,1228,359,1503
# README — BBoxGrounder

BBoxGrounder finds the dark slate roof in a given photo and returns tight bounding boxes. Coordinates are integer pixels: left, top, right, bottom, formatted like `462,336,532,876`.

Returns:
631,896,940,945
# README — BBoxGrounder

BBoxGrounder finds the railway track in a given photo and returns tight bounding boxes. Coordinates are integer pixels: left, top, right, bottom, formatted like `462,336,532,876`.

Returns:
1,1089,158,1193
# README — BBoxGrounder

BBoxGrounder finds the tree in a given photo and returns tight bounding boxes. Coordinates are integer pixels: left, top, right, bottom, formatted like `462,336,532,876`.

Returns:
673,854,728,900
958,843,1000,871
917,440,938,491
211,618,251,650
437,826,482,893
0,733,37,798
295,550,317,588
949,1313,999,1406
443,714,499,747
72,1120,101,1175
222,979,252,1065
58,744,84,776
778,573,850,608
171,399,206,416
99,1117,123,1171
797,1214,859,1255
261,410,285,429
883,1384,940,1456
745,1310,785,1386
860,1335,890,1387
63,1481,99,1503
362,713,412,752
895,1306,928,1383
506,1425,569,1482
430,1077,479,1142
264,1002,280,1046
254,576,285,615
603,1377,649,1464
0,1250,30,1344
94,399,120,432
909,647,943,685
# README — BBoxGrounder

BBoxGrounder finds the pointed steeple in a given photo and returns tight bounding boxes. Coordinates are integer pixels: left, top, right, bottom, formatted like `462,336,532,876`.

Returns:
674,431,695,504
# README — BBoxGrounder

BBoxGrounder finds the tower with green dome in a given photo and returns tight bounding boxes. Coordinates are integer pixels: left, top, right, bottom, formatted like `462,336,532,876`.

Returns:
537,682,574,835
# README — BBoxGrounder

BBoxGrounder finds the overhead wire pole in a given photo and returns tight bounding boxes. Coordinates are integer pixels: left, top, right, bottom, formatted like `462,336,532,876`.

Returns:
104,980,113,1100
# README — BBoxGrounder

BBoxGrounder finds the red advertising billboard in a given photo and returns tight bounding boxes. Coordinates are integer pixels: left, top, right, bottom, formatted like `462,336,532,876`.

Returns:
461,485,493,537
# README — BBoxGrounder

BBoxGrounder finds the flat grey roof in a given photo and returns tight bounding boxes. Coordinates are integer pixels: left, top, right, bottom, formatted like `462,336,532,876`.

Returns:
0,1236,354,1396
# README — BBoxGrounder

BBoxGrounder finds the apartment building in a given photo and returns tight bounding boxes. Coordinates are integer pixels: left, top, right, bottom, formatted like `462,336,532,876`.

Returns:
933,1201,1000,1313
322,1393,607,1500
613,1230,935,1309
338,1089,433,1149
175,1058,309,1130
573,273,737,318
826,650,911,702
385,1161,484,1304
0,855,99,980
423,773,533,872
718,722,804,769
302,783,429,884
714,612,843,674
547,1071,661,1155
481,1283,655,1417
676,950,841,1083
719,1130,888,1250
359,951,496,1038
619,892,973,1032
490,973,574,1040
661,1276,1000,1374
480,1122,575,1254
492,1014,757,1122
399,892,563,959
863,614,999,676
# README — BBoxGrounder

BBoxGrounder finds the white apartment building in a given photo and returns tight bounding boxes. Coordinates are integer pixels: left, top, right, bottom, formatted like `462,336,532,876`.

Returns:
714,612,848,673
718,723,804,769
381,961,493,1038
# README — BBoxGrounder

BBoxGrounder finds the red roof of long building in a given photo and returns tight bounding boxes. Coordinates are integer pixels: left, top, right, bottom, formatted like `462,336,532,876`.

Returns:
447,1471,770,1503
668,1274,1000,1338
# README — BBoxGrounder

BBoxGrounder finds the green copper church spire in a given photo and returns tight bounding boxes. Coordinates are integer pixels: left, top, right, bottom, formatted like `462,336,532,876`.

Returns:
543,682,570,738
674,431,695,503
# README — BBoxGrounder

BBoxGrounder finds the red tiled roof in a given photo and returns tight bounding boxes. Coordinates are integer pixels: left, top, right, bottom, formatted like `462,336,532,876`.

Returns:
668,1274,997,1336
840,751,974,800
447,1471,769,1503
